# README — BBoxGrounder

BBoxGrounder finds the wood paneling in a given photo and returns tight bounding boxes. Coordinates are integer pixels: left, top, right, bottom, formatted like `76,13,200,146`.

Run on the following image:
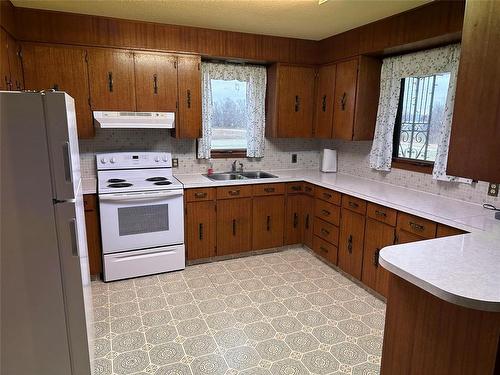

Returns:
216,197,252,255
332,58,358,140
381,274,500,375
134,52,178,112
186,200,216,260
338,208,365,280
22,43,93,138
252,195,285,250
83,194,102,277
175,55,201,139
447,0,500,182
313,64,336,138
87,48,136,111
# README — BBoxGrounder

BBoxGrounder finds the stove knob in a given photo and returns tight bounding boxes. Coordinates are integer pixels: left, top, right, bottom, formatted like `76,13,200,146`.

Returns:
155,156,160,162
100,158,107,164
110,157,116,164
162,155,168,162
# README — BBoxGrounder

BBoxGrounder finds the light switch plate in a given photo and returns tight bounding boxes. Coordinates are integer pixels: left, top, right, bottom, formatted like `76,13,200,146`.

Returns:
487,183,499,197
292,154,297,163
172,158,179,168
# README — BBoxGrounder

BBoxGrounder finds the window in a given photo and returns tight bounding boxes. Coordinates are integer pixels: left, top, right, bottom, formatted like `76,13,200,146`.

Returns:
393,73,451,165
210,79,247,154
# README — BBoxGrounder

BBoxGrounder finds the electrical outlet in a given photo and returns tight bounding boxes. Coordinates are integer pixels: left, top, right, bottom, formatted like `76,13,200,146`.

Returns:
172,158,179,168
488,183,499,197
292,154,297,163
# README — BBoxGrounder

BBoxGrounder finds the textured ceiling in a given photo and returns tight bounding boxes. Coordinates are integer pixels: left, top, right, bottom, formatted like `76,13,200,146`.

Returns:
11,0,432,41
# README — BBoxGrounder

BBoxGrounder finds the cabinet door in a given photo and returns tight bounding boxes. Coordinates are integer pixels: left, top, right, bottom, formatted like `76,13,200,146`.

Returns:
362,218,395,297
186,200,216,260
217,198,252,255
285,194,303,245
314,64,336,138
0,29,10,90
303,195,314,249
338,208,365,279
252,195,285,250
83,195,102,277
88,49,136,111
22,44,94,138
332,58,358,140
176,55,201,139
134,53,178,112
278,65,315,138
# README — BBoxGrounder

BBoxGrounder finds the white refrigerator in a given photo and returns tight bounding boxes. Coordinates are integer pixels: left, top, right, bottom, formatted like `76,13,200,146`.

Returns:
1,91,94,375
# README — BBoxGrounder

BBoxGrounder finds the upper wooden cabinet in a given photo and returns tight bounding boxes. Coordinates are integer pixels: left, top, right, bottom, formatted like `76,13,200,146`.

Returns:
175,55,201,139
134,53,178,112
447,0,500,182
266,64,315,138
313,64,336,138
87,49,136,111
332,59,358,140
1,29,23,91
22,44,94,138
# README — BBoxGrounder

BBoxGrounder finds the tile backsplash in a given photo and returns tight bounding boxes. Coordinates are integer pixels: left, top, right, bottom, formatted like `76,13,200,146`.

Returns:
79,129,498,206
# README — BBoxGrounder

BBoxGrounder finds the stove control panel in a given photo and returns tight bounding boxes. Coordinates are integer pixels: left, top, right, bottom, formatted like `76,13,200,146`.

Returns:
97,152,172,170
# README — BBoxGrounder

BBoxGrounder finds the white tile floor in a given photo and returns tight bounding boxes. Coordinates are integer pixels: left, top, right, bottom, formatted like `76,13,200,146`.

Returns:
90,247,386,375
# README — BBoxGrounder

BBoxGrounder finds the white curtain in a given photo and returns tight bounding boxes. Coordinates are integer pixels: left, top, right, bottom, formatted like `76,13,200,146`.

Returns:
198,62,267,159
369,44,468,182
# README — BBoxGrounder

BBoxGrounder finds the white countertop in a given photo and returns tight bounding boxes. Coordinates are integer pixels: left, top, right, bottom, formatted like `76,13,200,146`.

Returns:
175,169,500,311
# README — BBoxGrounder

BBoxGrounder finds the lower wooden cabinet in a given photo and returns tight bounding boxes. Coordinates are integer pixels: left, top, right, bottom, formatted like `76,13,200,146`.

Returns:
362,218,395,297
83,194,102,277
313,235,337,264
436,223,465,238
303,194,314,249
217,197,253,255
252,195,285,250
338,208,366,280
185,200,216,260
285,194,303,245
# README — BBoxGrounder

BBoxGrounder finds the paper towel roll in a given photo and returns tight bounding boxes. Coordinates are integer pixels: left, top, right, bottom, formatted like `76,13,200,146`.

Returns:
321,149,337,173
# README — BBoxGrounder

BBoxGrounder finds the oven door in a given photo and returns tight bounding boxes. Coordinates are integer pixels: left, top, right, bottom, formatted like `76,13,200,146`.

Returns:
99,189,184,254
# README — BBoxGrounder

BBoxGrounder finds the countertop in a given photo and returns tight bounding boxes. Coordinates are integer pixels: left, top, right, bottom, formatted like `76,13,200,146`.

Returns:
87,168,500,311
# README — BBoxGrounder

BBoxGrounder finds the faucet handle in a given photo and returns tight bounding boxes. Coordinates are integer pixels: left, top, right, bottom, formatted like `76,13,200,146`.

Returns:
238,162,244,172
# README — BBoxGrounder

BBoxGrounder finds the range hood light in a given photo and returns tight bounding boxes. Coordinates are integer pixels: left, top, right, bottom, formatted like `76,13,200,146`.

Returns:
93,111,175,129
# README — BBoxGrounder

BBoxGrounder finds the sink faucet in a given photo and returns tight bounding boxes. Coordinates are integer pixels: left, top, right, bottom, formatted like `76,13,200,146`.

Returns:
231,160,244,173
238,162,244,172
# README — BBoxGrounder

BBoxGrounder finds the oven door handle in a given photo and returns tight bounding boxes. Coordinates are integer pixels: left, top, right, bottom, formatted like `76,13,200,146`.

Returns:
99,190,183,202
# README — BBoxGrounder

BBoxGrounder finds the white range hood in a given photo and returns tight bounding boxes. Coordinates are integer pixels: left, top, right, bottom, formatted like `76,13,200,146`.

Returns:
93,111,175,129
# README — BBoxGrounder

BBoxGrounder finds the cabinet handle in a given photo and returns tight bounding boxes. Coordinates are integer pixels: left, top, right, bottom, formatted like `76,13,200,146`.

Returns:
305,214,310,230
264,187,275,193
305,186,312,193
228,190,240,196
232,219,236,236
319,246,329,253
375,210,387,218
322,95,327,112
291,185,302,191
108,72,113,92
187,89,191,108
323,192,332,199
294,95,300,112
340,92,347,110
267,215,271,231
373,248,380,267
15,80,21,90
293,213,298,228
153,74,158,94
199,223,203,240
321,209,330,216
194,192,207,198
52,83,59,91
4,76,10,90
321,228,330,236
348,201,359,209
347,234,353,254
409,222,425,232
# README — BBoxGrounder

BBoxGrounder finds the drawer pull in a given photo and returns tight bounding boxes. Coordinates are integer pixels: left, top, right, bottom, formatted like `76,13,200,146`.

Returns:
319,246,329,253
107,72,113,92
305,214,310,230
375,210,387,217
347,234,353,254
410,222,424,232
198,223,203,240
321,228,330,236
232,219,236,236
228,190,240,196
264,187,275,193
293,213,299,228
323,192,332,199
291,185,302,191
266,215,271,231
321,209,331,216
348,201,359,209
194,192,207,198
373,248,380,267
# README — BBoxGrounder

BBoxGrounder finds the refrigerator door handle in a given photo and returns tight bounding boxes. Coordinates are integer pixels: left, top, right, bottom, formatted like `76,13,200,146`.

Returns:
69,218,79,257
62,141,73,183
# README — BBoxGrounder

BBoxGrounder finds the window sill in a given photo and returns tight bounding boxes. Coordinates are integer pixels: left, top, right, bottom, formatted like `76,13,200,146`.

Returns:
210,150,247,159
392,158,434,175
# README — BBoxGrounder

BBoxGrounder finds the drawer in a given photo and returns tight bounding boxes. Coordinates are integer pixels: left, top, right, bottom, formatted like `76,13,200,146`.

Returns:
216,185,253,199
314,187,341,205
313,217,339,246
304,183,315,197
366,203,397,226
342,195,367,215
185,188,216,202
83,194,96,211
397,212,437,239
436,224,466,238
313,235,338,264
253,183,285,196
314,199,340,226
286,182,304,194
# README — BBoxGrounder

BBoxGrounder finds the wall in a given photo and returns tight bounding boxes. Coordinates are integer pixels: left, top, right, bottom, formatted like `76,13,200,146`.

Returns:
321,140,499,206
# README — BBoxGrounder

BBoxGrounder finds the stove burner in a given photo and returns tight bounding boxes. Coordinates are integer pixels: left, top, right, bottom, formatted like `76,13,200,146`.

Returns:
108,178,126,183
146,177,168,182
154,181,172,186
108,182,133,188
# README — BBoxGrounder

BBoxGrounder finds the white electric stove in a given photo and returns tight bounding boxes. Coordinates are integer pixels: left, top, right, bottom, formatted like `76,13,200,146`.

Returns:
97,152,185,281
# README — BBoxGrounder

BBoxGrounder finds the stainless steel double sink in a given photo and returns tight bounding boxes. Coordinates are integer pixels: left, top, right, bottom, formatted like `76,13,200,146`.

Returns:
205,171,278,181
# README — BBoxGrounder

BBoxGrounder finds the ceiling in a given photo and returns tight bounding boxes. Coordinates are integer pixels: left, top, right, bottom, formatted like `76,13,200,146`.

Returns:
11,0,432,41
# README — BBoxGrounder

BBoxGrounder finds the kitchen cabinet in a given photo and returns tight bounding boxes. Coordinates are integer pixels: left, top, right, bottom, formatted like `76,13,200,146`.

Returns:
313,64,336,138
397,212,436,239
252,195,285,250
217,197,253,255
83,195,102,277
175,54,201,139
332,59,358,140
338,205,366,280
134,53,178,112
447,0,500,182
186,200,216,260
396,228,426,244
1,29,22,91
87,49,136,111
362,218,395,297
303,193,314,249
266,64,315,138
22,44,94,138
284,194,303,245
